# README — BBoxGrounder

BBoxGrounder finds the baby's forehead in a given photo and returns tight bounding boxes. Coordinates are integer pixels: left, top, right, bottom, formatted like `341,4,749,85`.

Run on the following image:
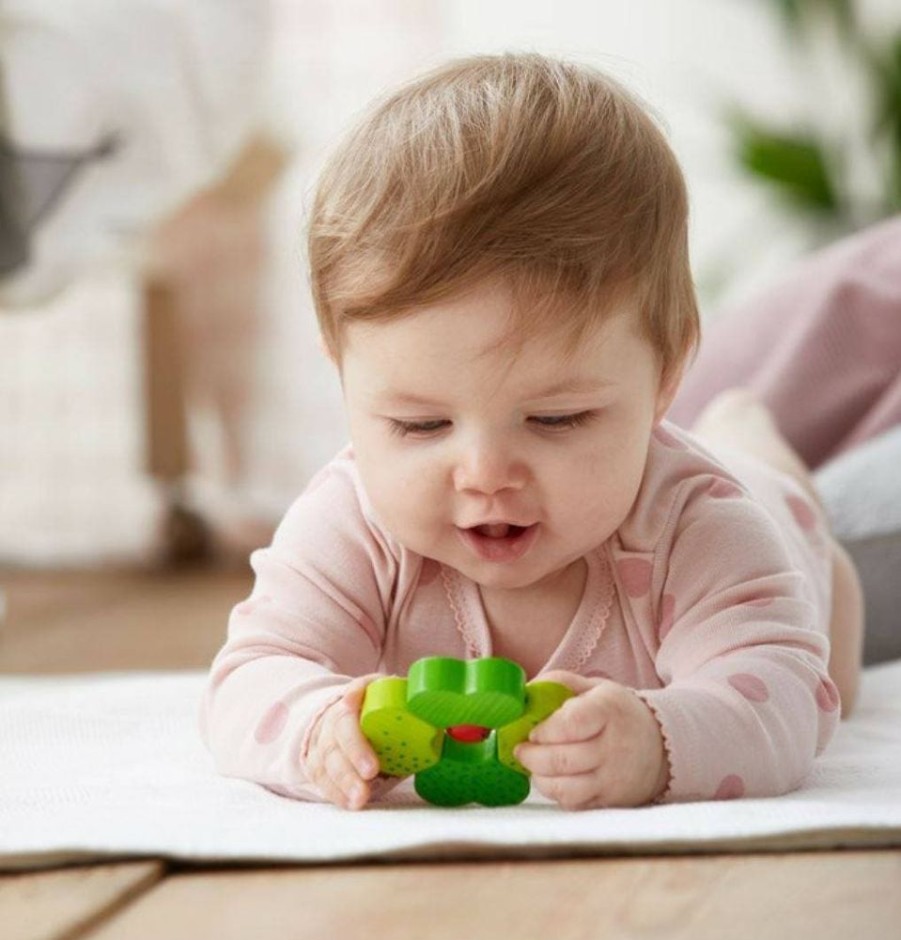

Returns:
337,275,654,406
343,285,636,356
348,310,641,408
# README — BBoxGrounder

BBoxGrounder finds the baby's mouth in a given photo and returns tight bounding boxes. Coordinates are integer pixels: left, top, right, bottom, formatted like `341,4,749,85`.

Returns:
472,523,527,539
456,522,539,562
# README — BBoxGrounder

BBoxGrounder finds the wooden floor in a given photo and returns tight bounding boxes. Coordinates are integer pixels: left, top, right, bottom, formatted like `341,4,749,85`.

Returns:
2,566,899,940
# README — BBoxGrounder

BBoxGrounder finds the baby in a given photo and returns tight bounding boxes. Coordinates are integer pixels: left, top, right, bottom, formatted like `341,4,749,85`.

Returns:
200,53,863,811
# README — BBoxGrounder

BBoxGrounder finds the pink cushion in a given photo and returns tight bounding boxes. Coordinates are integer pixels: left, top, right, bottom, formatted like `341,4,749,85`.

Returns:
669,215,901,470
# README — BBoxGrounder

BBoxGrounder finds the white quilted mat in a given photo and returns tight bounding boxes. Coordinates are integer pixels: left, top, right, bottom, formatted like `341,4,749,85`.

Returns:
2,660,900,870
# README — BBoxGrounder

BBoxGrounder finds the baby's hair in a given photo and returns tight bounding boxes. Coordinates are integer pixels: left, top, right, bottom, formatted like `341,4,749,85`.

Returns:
308,52,699,381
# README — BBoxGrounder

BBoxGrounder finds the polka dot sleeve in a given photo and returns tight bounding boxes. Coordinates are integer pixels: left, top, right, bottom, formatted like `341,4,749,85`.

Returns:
634,474,839,803
199,453,399,801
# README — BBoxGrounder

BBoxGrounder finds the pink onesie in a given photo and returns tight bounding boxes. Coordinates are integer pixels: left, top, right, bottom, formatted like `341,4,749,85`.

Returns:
200,420,839,804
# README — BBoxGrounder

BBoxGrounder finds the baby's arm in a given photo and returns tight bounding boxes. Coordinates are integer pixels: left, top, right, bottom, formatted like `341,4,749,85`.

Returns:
635,478,838,802
200,460,398,805
520,476,838,807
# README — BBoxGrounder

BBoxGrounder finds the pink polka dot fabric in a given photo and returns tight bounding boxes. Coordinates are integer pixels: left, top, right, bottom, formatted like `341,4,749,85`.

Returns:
304,467,335,496
616,558,652,598
658,594,676,640
714,774,746,800
786,494,818,532
728,673,770,703
707,478,743,500
816,679,841,713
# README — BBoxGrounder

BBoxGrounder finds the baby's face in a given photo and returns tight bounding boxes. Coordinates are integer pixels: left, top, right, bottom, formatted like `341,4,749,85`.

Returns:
339,279,675,593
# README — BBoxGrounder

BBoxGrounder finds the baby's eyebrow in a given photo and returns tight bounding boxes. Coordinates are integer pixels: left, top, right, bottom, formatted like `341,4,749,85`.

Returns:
375,378,614,408
376,391,447,408
532,377,616,397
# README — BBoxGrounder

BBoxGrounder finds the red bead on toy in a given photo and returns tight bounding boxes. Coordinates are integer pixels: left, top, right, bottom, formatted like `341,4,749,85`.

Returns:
446,724,491,743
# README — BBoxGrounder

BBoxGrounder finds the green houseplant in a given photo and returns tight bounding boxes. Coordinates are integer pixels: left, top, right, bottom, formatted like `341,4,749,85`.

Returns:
728,0,901,230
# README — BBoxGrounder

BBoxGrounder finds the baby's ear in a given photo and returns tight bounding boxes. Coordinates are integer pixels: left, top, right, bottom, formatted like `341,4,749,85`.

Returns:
318,334,337,364
654,362,684,424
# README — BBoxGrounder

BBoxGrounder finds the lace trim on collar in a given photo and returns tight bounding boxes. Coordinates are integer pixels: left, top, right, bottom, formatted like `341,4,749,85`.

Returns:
438,548,615,669
440,565,484,657
556,548,615,673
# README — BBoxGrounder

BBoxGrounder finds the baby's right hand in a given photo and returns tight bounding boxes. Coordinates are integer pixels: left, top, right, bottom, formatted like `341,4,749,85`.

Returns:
305,675,381,810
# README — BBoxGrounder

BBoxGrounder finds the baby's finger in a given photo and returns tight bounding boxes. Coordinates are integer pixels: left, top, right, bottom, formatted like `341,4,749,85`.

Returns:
529,694,608,744
312,767,348,809
515,737,601,777
531,770,602,811
334,705,379,780
323,744,370,810
306,744,347,809
337,673,382,779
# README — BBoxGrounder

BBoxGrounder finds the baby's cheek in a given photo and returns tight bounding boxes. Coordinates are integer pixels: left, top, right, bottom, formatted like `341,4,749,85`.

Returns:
573,449,641,514
369,475,446,550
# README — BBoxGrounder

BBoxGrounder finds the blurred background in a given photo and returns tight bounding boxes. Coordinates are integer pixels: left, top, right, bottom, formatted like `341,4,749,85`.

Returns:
1,0,899,669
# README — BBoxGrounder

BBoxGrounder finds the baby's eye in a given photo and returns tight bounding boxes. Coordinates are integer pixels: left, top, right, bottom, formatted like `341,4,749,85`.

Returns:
387,418,451,437
528,411,597,431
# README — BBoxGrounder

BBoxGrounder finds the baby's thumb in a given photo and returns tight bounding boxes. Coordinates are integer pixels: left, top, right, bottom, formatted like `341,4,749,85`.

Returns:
340,673,382,713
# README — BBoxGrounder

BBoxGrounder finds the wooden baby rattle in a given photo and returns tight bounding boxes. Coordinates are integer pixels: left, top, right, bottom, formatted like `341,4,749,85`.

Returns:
360,656,573,807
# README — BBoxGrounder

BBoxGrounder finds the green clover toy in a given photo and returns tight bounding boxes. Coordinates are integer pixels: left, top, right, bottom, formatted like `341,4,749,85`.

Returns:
360,656,573,807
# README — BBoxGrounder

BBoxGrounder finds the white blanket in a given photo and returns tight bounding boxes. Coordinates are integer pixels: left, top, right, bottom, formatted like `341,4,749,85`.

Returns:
2,661,901,871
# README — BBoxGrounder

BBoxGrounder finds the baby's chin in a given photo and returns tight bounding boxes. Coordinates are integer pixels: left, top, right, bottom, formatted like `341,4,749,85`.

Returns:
450,552,585,594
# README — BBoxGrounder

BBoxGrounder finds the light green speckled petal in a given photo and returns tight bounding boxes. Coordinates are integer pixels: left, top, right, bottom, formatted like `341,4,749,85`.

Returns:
360,677,442,778
497,681,574,774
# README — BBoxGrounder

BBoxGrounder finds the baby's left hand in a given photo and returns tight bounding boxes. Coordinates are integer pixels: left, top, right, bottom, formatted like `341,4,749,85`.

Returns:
514,671,669,810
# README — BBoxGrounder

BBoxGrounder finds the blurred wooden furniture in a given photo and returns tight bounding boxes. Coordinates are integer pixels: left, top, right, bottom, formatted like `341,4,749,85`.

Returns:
142,137,285,565
1,567,899,940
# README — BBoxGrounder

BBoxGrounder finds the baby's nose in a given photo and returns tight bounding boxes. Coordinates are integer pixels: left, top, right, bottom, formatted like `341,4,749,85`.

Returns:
452,440,527,494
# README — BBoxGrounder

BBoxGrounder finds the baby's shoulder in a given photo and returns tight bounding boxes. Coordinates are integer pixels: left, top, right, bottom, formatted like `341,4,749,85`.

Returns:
275,446,403,561
621,422,764,550
298,445,363,503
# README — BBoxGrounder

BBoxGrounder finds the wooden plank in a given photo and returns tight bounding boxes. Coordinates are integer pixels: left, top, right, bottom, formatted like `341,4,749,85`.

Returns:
0,568,251,673
0,861,164,940
81,851,901,940
0,569,139,636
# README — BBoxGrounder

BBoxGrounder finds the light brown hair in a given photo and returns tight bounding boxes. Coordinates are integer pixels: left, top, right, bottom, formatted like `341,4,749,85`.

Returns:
308,52,699,381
